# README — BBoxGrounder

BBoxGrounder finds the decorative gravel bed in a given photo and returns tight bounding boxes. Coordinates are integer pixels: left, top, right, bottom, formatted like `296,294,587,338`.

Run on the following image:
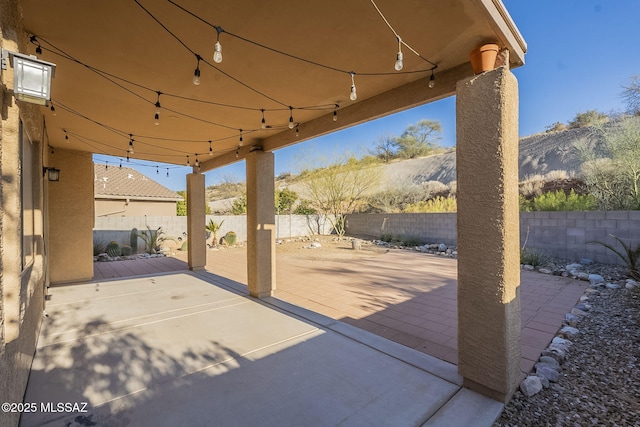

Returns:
495,265,640,427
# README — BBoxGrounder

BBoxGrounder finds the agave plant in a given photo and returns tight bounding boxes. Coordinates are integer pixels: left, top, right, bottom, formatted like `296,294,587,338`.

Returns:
589,234,640,281
138,226,173,254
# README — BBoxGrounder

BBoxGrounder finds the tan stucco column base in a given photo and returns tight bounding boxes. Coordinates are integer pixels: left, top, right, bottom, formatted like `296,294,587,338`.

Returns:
246,150,276,298
187,173,206,271
456,67,521,403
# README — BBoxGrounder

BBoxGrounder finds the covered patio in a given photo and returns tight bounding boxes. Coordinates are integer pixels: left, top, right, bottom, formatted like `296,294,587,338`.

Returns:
2,1,528,425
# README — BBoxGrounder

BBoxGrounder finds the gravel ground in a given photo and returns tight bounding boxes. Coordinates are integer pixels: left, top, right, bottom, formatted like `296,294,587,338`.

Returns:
495,265,640,427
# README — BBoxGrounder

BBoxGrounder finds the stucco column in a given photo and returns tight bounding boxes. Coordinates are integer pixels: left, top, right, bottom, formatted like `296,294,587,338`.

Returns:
187,172,206,270
246,150,276,298
456,67,521,402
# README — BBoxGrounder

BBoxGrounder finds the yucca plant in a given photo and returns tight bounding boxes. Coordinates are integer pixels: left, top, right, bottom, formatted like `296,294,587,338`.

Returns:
205,219,225,245
589,234,640,280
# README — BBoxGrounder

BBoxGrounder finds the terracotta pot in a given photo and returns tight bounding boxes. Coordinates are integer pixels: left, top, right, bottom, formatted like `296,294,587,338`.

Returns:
470,43,500,74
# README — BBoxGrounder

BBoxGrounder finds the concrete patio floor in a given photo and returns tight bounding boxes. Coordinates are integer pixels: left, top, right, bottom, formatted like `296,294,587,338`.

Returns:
24,272,503,426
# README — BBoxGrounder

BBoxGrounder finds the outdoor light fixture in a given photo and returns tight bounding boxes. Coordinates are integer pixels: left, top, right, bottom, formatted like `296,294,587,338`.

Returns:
1,49,56,105
43,166,60,182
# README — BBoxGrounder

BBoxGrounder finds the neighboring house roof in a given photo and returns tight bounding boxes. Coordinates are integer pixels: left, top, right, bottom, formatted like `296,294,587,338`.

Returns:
94,164,183,201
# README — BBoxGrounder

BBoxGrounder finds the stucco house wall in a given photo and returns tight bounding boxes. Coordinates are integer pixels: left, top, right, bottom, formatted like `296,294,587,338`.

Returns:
95,198,177,217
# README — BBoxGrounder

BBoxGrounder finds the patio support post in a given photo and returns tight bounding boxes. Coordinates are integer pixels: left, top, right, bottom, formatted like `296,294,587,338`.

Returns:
246,150,276,298
456,67,521,403
187,172,206,270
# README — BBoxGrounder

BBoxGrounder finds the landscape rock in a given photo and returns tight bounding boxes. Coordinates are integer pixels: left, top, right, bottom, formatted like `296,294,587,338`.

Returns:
606,282,621,289
535,365,560,382
539,356,560,369
438,243,447,252
551,336,573,348
576,272,590,281
571,307,588,317
559,325,579,339
523,264,535,271
566,263,583,271
520,376,543,397
564,313,581,327
588,274,605,285
538,268,552,274
579,258,593,265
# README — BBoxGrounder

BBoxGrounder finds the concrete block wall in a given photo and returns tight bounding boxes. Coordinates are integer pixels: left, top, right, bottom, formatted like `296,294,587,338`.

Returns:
345,213,457,245
94,214,332,250
346,211,640,266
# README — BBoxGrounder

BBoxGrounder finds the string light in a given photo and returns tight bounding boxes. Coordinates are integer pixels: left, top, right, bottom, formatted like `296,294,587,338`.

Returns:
154,91,162,125
194,154,200,168
429,70,435,88
64,129,69,143
235,146,239,158
239,129,243,144
193,54,201,85
119,159,122,168
333,104,339,122
213,26,223,63
261,109,266,129
128,134,134,154
50,102,56,116
105,161,108,170
30,36,42,55
349,72,357,101
186,155,190,166
166,168,170,177
395,37,403,71
126,153,130,162
49,145,55,156
156,165,159,174
288,106,295,129
209,140,213,156
295,124,299,137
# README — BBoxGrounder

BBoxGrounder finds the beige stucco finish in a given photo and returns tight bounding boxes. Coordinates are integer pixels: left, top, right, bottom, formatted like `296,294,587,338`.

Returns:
186,173,206,270
456,67,521,402
95,199,177,217
246,150,276,298
48,149,95,284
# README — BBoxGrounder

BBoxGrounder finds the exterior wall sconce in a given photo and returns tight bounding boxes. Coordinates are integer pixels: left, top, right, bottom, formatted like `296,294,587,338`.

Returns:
43,167,60,182
1,49,56,105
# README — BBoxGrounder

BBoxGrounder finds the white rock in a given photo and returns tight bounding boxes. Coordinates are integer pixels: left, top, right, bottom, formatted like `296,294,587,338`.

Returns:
438,243,447,252
552,336,573,347
520,376,543,397
560,325,579,338
589,274,605,285
523,265,535,271
566,263,583,271
538,268,552,274
606,283,621,289
536,365,560,382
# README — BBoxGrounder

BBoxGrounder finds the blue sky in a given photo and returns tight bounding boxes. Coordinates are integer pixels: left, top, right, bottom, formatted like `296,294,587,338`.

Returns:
94,0,640,191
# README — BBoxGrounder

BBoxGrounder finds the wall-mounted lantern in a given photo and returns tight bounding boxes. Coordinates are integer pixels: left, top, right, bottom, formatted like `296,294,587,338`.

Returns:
1,49,56,105
43,167,60,182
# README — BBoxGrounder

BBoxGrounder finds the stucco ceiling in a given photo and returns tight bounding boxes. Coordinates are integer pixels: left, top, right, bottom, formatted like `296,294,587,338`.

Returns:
20,0,525,171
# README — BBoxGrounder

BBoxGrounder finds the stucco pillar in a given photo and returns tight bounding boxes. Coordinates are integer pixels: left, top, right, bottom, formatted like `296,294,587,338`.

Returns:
456,67,521,403
246,150,276,298
186,172,206,270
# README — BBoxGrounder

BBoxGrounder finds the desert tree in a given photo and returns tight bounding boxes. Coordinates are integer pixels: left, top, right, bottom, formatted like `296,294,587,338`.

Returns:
296,153,381,236
568,110,609,129
575,116,640,209
370,134,397,163
394,119,443,159
622,74,640,116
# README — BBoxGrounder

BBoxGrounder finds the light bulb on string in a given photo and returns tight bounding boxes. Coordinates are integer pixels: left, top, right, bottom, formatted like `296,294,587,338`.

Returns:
128,134,134,154
394,37,403,71
154,91,162,125
288,106,295,129
261,109,266,129
49,145,55,156
156,166,159,175
64,129,69,143
428,70,435,88
186,155,190,166
119,159,122,169
50,102,56,116
239,129,243,145
295,125,299,137
105,161,108,170
333,104,339,122
193,54,201,85
209,140,213,156
235,147,239,158
213,26,223,63
194,154,200,168
349,72,357,101
166,168,169,178
126,153,130,162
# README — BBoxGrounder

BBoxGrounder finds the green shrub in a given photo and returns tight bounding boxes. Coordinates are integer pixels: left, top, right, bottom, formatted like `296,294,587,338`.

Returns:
529,189,596,211
380,233,394,242
401,236,424,247
588,235,640,280
520,248,547,267
180,240,189,251
93,240,107,256
404,196,457,213
121,245,133,256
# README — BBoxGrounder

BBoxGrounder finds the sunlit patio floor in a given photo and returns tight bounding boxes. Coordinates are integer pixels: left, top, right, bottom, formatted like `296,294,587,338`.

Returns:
23,271,503,426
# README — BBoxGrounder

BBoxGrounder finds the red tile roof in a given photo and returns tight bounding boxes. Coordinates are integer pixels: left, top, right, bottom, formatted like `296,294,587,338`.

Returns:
94,164,182,201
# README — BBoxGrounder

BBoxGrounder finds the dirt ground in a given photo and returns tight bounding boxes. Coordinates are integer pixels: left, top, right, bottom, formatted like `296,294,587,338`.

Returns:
273,237,389,261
